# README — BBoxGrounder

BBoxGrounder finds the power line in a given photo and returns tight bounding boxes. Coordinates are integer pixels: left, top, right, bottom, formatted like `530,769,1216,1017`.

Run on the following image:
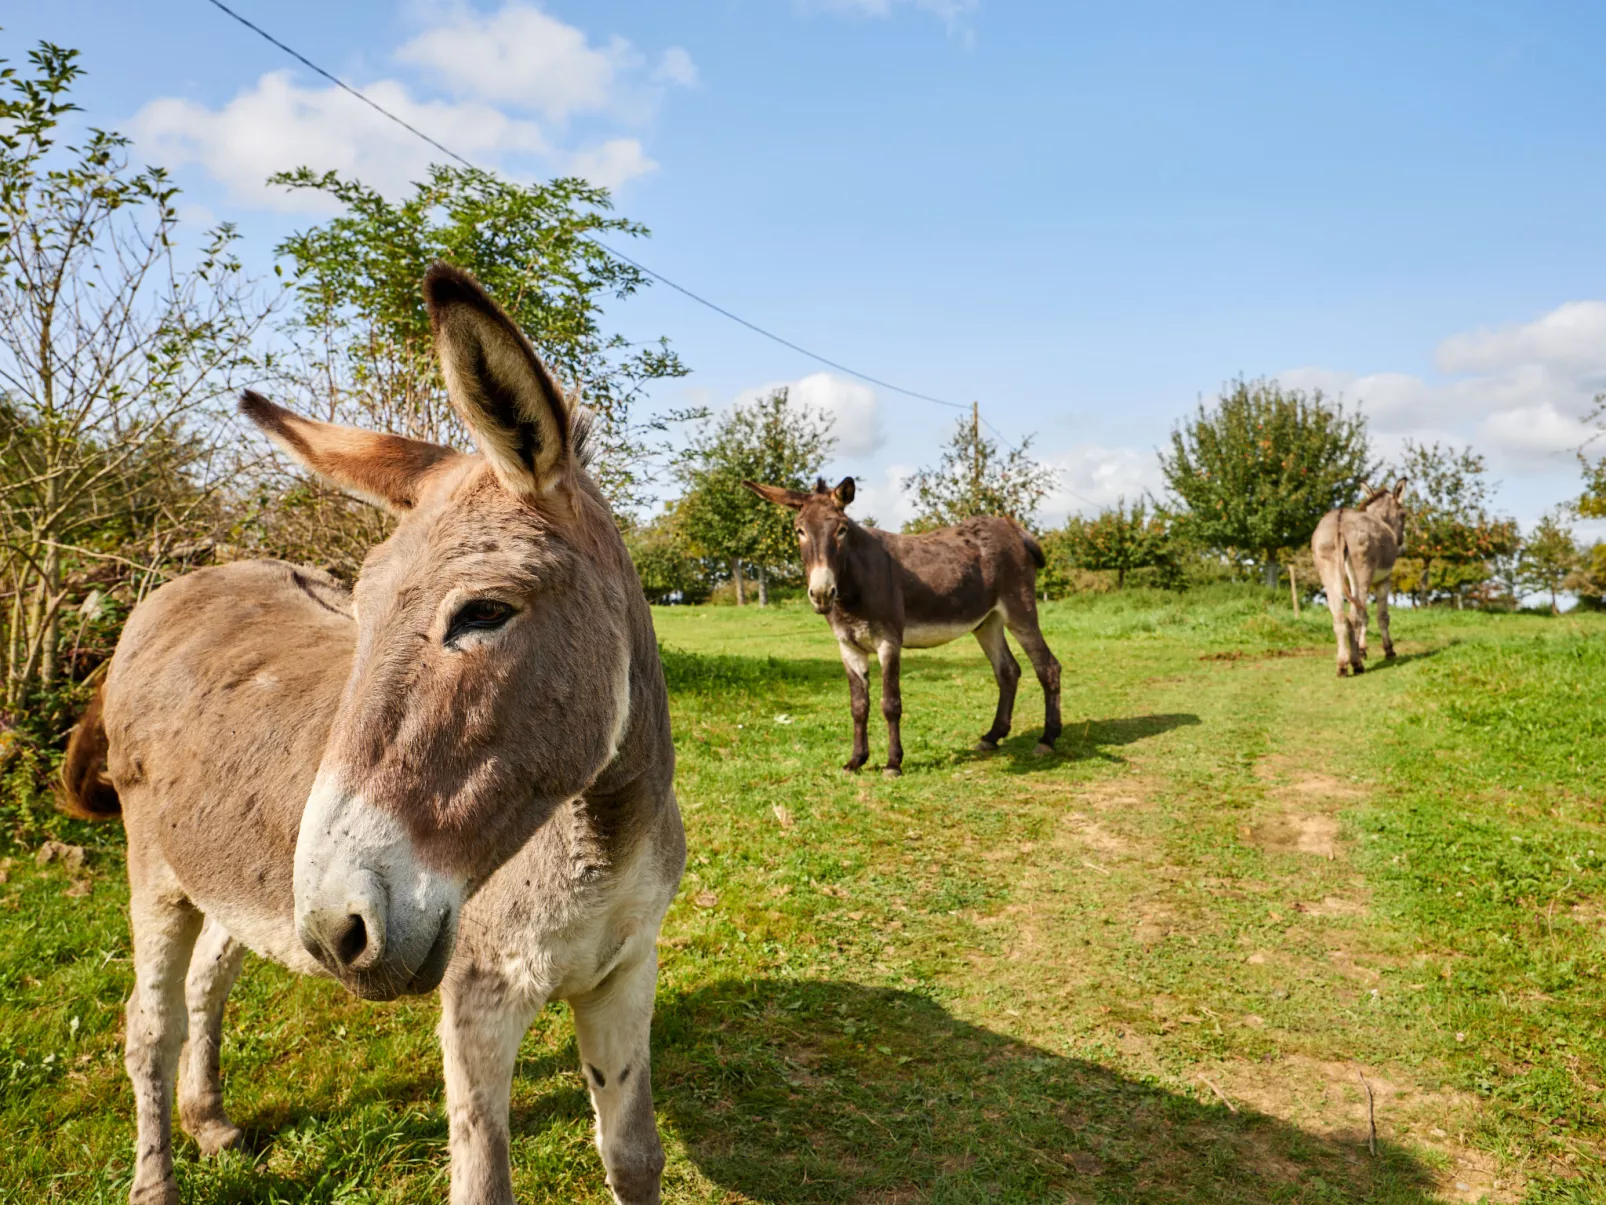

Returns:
201,0,973,416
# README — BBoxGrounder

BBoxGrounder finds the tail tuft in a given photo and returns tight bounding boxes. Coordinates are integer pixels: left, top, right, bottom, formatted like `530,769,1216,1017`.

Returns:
1021,528,1046,570
59,687,119,820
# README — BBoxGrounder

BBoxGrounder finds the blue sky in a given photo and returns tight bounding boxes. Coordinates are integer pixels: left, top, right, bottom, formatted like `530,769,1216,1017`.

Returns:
11,0,1606,529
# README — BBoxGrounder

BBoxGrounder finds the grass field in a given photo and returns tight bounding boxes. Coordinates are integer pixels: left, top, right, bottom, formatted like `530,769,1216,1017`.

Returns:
3,587,1604,1203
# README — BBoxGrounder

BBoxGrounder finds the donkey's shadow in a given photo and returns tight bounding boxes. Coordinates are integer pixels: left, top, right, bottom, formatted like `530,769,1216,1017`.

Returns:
648,977,1436,1203
962,711,1202,771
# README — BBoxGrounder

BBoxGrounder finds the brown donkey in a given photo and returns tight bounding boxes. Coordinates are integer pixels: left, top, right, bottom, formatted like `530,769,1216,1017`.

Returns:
745,478,1061,774
61,265,684,1205
1311,478,1408,677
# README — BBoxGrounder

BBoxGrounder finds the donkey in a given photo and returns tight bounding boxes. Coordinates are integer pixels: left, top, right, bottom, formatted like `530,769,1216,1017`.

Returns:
1311,478,1408,677
60,265,685,1205
745,477,1061,774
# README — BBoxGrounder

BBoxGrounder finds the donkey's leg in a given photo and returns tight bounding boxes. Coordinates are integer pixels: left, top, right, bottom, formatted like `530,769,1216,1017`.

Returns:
972,612,1020,751
1322,574,1353,676
125,880,204,1205
440,969,540,1205
838,636,871,773
1377,579,1396,659
1345,561,1369,672
1004,608,1062,755
876,639,904,777
571,956,666,1205
177,916,245,1155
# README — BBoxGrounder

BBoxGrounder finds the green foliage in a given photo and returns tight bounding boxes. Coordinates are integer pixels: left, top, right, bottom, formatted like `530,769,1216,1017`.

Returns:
1576,394,1606,520
675,388,834,583
1049,498,1174,589
901,406,1056,533
1390,441,1519,607
1159,377,1375,583
1518,511,1579,613
625,506,713,605
270,164,689,510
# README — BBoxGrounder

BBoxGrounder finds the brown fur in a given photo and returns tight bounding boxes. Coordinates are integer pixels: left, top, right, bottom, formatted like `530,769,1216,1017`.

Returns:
90,264,683,1205
746,477,1062,773
59,684,119,819
1311,478,1408,677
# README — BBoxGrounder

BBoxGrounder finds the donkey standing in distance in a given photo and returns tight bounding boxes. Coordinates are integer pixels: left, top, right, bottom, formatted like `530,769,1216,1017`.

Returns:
745,477,1061,774
1311,478,1408,677
60,265,685,1205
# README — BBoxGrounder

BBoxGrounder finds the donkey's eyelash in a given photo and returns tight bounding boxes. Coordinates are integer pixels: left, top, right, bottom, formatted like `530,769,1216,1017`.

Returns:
444,599,516,644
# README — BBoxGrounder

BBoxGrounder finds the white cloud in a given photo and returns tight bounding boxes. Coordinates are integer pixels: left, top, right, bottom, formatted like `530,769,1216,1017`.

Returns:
131,72,550,211
652,47,700,89
396,4,683,121
809,0,979,29
1278,299,1606,475
130,4,687,210
564,138,657,190
734,372,885,458
842,463,919,529
1038,444,1163,527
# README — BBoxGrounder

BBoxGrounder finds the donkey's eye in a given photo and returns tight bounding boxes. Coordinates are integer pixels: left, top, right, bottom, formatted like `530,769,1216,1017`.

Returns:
446,599,515,643
834,526,847,542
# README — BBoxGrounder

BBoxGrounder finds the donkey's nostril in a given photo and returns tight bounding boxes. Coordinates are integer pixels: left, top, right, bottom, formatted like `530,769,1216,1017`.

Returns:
333,913,368,968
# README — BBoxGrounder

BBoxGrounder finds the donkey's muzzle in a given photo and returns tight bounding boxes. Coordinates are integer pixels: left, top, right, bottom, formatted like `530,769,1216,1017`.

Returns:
808,586,837,614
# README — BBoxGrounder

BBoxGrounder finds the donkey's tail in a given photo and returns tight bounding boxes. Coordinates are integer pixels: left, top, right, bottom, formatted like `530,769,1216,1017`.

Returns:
59,686,119,820
1337,524,1364,610
1019,527,1046,570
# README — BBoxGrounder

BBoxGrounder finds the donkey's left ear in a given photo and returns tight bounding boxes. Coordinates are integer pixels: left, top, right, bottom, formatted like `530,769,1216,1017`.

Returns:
832,477,855,509
1393,477,1408,498
425,262,571,497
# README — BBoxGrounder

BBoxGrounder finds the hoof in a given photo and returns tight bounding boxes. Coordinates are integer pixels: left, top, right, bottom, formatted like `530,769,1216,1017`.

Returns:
1385,648,1397,660
1352,662,1365,675
842,762,863,774
882,766,902,779
186,1117,243,1156
973,739,998,753
1032,742,1055,758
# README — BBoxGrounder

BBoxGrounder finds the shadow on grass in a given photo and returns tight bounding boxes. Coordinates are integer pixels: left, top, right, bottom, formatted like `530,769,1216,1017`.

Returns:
958,713,1202,772
1356,646,1446,673
660,646,845,696
655,977,1437,1204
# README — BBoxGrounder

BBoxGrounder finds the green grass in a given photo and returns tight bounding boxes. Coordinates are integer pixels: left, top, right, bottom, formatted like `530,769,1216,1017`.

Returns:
3,587,1603,1202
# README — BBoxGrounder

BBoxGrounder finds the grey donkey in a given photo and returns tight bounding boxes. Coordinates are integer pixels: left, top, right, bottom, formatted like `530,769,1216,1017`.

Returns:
1311,478,1408,676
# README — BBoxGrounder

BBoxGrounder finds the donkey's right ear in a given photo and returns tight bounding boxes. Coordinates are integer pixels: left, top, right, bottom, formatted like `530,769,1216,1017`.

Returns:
425,262,572,498
240,393,458,512
742,481,812,509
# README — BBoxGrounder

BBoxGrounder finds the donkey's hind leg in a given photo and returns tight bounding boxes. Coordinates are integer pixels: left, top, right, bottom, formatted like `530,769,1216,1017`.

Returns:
177,916,245,1155
125,866,204,1205
972,611,1020,751
572,955,666,1205
1003,604,1062,755
1377,580,1396,659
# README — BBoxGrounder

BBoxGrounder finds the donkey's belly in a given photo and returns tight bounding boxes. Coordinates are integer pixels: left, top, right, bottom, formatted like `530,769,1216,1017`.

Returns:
903,612,990,649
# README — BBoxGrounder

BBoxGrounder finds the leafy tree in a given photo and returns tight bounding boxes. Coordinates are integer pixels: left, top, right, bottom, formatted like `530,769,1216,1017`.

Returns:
624,503,712,605
1566,542,1606,610
1054,498,1172,588
1392,441,1519,608
1577,393,1606,519
676,388,834,605
1159,377,1375,587
903,404,1056,533
1519,511,1579,614
267,164,690,531
0,43,270,708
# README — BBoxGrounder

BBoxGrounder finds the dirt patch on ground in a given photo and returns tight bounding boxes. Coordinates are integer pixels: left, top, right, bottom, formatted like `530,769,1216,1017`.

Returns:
1243,812,1341,858
1209,1055,1522,1202
1200,646,1326,663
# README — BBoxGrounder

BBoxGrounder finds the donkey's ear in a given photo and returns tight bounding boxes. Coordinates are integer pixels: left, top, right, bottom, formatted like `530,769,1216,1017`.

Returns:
832,477,855,509
1359,480,1376,497
240,392,457,512
1393,477,1408,498
425,263,571,497
743,480,811,509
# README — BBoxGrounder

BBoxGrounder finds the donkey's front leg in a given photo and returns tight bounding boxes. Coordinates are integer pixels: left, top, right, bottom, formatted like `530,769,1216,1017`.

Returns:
125,887,204,1205
439,968,539,1205
571,955,666,1205
837,636,871,772
877,639,904,777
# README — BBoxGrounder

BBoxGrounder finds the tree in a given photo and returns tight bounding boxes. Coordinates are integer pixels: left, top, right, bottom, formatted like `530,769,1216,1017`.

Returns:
903,403,1056,533
1577,393,1606,519
1160,378,1374,587
262,164,690,570
1053,498,1172,588
0,43,271,708
1392,441,1519,608
1519,511,1579,614
623,503,712,605
675,388,835,605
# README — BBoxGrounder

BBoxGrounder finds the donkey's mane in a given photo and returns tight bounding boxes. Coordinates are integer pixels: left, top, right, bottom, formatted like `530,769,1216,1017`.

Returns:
568,404,598,470
1359,487,1390,509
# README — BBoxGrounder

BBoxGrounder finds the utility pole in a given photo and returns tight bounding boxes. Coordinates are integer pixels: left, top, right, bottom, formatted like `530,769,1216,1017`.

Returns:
971,400,981,510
